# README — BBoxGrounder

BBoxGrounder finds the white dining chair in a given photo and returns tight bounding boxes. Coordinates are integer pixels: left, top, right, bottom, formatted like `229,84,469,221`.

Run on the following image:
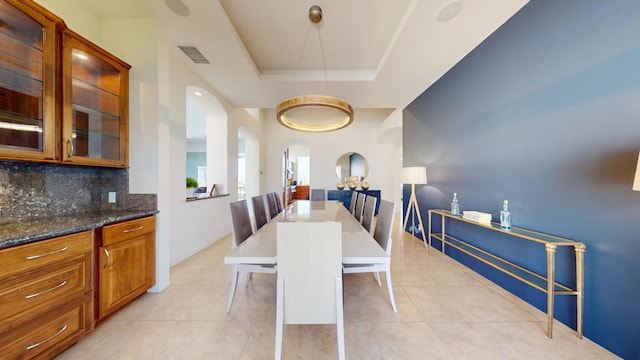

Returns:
353,192,366,223
251,195,268,231
266,192,279,220
348,191,358,214
343,199,397,312
360,195,377,234
274,191,284,213
275,221,345,360
227,199,276,312
310,188,326,200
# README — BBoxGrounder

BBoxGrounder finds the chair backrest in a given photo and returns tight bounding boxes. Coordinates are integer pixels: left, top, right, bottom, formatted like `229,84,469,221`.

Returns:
274,192,283,213
360,195,377,233
354,192,366,222
348,191,358,214
251,195,268,231
373,199,396,255
266,193,279,219
229,199,253,248
310,188,326,201
277,221,342,324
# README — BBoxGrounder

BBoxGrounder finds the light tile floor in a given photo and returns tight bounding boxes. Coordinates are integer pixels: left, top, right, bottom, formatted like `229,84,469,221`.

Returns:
58,215,618,359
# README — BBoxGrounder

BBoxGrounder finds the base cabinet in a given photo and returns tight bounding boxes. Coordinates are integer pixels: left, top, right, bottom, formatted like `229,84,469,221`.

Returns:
97,216,155,321
294,185,310,200
0,231,93,360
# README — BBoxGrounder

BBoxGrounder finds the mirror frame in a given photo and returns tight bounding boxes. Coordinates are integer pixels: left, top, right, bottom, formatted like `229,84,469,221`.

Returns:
335,152,369,183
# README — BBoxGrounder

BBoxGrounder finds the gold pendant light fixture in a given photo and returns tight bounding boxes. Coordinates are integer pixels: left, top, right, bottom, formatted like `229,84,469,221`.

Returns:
276,5,354,132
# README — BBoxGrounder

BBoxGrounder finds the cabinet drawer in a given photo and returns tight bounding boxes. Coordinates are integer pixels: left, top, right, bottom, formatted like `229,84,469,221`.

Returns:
0,295,90,360
102,216,155,246
0,231,93,280
0,254,91,321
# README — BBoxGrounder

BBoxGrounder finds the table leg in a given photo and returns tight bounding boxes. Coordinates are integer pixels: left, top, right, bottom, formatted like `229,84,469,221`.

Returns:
428,211,433,254
575,243,586,338
441,216,446,253
545,244,557,338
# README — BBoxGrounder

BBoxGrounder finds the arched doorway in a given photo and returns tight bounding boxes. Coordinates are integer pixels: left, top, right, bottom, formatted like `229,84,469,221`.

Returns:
282,139,310,204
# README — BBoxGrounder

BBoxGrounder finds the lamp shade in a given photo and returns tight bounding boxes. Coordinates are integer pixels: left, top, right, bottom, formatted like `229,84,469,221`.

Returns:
401,167,427,185
633,151,640,191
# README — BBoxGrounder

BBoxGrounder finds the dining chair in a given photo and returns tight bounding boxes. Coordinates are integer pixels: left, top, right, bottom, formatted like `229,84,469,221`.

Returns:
360,195,377,234
251,195,268,231
353,192,366,223
343,199,397,312
274,191,284,213
266,192,279,220
275,221,345,360
348,191,358,215
310,188,326,200
227,199,276,312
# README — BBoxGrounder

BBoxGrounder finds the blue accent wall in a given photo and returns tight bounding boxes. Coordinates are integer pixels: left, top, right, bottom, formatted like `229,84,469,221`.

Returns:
403,1,640,358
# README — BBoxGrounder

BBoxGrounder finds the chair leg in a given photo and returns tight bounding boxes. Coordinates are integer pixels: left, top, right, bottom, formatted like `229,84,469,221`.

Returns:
226,268,240,312
245,272,252,287
335,277,345,360
374,271,381,287
384,267,398,313
275,278,284,360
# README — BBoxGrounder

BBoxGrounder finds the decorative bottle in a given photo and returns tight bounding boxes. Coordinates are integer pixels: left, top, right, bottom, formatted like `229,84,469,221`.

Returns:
451,193,460,216
500,200,512,229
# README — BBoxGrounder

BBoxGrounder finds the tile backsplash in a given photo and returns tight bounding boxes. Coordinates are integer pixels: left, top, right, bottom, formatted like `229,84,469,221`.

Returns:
0,161,156,224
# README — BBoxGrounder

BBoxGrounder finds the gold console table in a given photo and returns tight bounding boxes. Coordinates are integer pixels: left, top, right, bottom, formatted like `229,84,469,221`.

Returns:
427,209,585,338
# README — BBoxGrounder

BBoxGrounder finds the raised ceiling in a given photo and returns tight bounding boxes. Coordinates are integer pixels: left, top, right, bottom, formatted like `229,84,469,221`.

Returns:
77,0,530,110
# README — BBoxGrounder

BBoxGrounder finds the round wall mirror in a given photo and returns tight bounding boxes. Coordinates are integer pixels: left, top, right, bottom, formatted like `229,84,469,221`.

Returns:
335,152,368,183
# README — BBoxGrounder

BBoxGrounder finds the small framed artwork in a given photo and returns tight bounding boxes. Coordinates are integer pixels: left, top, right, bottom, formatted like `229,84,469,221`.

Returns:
209,184,219,196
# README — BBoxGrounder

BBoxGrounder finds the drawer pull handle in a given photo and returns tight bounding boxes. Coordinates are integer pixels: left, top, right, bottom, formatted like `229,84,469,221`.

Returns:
103,248,110,268
25,280,68,299
26,246,68,260
66,139,74,157
26,324,68,350
123,225,144,233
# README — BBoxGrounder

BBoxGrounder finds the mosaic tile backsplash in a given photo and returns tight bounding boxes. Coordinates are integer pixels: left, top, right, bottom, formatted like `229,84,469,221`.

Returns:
0,161,156,224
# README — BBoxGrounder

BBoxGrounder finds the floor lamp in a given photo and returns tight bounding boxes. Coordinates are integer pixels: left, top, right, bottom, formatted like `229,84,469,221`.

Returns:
401,167,429,251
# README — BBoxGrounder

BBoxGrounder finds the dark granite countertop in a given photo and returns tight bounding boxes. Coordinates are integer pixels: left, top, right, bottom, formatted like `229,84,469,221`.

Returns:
0,210,158,250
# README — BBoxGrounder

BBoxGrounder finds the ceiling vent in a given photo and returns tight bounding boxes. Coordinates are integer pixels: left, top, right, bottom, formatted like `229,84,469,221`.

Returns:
178,45,210,64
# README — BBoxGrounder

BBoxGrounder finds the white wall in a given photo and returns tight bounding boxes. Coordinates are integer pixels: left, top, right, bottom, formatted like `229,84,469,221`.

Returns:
263,109,403,209
187,140,206,153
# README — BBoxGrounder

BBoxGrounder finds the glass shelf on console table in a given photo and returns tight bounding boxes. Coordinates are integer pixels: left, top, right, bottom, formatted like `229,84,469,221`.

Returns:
427,209,585,339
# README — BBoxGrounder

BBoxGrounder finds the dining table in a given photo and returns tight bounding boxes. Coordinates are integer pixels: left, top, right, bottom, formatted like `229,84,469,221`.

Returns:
224,200,389,266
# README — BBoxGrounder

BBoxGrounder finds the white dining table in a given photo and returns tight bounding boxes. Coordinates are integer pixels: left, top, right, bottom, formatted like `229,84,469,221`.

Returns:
224,200,389,266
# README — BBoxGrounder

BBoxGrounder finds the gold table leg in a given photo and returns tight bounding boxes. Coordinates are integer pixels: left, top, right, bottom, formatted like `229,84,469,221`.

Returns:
575,243,586,338
545,244,557,338
428,211,432,253
441,215,446,253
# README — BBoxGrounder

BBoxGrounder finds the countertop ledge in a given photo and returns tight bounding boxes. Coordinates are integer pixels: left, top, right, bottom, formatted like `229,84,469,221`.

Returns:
0,210,158,250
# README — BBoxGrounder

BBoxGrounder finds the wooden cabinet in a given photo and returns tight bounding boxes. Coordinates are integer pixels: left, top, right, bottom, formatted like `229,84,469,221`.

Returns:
0,231,93,359
294,185,310,200
97,216,155,320
0,0,131,167
0,0,58,161
61,30,130,167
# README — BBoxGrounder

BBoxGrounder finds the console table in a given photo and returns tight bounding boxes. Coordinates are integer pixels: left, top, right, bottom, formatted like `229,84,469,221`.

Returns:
327,190,381,214
427,209,585,339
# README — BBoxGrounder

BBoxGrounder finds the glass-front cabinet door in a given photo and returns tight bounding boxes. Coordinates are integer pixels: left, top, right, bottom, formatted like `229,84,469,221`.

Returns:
62,32,130,167
0,0,57,161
